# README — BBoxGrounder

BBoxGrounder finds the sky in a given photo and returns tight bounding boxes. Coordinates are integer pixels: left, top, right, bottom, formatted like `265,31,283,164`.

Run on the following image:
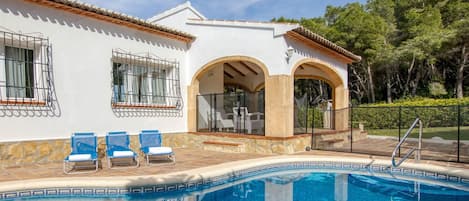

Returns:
79,0,367,21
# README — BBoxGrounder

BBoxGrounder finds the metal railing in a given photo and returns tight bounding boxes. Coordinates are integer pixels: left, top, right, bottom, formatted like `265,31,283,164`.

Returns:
0,31,53,106
111,50,182,110
391,118,423,167
304,105,467,164
196,92,265,135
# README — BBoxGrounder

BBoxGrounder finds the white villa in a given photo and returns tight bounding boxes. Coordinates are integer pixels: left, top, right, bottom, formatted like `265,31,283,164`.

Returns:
0,0,361,166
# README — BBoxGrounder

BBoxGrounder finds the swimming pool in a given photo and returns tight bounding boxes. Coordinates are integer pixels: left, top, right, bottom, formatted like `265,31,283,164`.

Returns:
1,157,468,200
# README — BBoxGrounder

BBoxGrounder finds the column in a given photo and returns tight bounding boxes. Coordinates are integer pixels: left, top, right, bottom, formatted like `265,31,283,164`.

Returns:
264,75,294,137
334,87,349,130
334,174,348,201
265,181,293,201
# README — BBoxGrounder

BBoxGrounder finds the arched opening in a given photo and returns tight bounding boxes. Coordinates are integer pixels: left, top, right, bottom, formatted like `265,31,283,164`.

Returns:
292,59,349,134
189,56,268,135
294,78,333,134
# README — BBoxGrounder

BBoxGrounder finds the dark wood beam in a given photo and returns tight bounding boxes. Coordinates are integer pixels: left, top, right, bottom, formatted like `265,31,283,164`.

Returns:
224,71,234,79
224,63,246,76
239,61,258,75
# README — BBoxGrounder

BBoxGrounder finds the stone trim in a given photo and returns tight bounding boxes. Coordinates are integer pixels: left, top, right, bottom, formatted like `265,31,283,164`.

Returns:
202,141,242,146
0,131,367,167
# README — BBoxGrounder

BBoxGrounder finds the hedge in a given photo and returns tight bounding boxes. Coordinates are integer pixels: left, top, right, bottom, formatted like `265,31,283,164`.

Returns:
351,106,468,129
367,97,469,107
295,105,469,130
294,98,469,130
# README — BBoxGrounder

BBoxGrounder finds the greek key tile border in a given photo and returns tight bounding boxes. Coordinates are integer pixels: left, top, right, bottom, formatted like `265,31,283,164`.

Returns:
1,161,468,200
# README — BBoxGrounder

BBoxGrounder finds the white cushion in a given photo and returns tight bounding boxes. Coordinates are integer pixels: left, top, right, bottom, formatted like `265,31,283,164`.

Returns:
69,154,91,161
113,151,134,157
148,147,173,155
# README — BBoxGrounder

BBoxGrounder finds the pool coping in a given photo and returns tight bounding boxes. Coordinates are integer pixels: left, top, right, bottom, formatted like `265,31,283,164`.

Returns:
0,155,468,199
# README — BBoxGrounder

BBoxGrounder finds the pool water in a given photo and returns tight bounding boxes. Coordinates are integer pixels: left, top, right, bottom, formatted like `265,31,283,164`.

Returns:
15,171,469,201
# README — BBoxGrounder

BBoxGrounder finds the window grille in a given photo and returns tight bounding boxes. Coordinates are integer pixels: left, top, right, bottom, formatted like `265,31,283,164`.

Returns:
111,50,182,109
0,31,52,106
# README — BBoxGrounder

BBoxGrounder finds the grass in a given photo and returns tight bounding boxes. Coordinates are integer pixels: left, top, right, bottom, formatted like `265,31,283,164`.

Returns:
367,126,469,140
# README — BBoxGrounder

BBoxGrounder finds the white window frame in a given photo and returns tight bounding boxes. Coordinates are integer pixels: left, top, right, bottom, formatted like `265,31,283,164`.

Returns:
111,60,172,107
0,39,48,105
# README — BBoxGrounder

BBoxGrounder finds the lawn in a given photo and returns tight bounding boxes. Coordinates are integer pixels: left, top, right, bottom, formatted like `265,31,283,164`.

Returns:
367,126,469,140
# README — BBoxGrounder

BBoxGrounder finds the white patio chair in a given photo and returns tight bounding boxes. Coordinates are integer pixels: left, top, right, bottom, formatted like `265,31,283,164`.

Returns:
207,111,235,131
216,112,235,131
232,107,264,134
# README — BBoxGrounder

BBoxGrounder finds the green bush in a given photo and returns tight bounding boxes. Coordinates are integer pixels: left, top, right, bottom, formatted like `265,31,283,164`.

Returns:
368,97,469,107
295,107,324,128
351,106,464,129
297,98,469,130
428,82,448,98
351,98,469,129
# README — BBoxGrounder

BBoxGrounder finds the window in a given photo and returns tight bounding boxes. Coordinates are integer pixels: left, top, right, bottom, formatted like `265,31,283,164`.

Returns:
111,50,182,109
0,31,51,106
5,46,35,98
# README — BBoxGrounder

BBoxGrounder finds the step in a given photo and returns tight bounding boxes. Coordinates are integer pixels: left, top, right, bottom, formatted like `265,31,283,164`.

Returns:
321,139,345,144
202,141,245,153
203,141,242,146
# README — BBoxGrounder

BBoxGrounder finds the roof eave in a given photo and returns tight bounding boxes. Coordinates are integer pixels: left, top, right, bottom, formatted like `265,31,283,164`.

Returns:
290,27,361,63
24,0,195,43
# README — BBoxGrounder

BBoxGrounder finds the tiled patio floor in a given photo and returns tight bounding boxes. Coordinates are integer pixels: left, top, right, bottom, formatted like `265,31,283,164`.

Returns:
0,148,269,182
1,148,468,183
316,138,469,163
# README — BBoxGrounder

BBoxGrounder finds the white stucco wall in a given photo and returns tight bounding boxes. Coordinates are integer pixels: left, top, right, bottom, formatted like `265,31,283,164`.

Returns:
184,21,290,79
0,0,188,142
147,5,205,32
0,1,352,142
286,38,349,87
150,11,349,88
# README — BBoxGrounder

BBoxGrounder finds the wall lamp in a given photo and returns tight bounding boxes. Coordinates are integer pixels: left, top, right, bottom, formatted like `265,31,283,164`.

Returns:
285,46,294,62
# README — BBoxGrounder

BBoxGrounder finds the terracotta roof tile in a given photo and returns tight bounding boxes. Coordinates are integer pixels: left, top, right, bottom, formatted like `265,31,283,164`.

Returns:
293,26,361,62
25,0,195,42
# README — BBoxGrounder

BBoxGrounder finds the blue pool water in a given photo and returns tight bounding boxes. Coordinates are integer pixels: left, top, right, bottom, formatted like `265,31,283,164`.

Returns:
13,171,469,201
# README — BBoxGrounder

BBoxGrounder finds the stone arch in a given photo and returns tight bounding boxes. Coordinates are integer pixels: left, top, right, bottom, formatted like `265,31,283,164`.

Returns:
191,55,270,86
187,55,270,132
291,58,344,89
291,58,349,130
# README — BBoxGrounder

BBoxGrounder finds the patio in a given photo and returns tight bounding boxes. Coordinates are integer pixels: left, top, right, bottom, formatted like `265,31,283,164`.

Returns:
1,148,467,183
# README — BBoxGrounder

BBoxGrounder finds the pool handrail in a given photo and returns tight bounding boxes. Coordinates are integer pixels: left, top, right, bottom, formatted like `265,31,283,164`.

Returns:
391,118,423,167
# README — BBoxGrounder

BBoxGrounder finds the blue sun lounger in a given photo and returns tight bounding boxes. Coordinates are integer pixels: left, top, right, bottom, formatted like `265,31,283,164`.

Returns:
106,131,139,168
63,132,98,174
139,130,175,165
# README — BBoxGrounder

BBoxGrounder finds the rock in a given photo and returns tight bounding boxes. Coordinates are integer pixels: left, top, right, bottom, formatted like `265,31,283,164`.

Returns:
271,143,286,154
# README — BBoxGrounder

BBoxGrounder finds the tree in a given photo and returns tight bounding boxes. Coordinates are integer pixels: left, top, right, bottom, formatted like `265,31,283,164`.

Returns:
272,0,468,103
397,5,452,97
367,0,398,103
327,3,390,103
440,0,469,98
